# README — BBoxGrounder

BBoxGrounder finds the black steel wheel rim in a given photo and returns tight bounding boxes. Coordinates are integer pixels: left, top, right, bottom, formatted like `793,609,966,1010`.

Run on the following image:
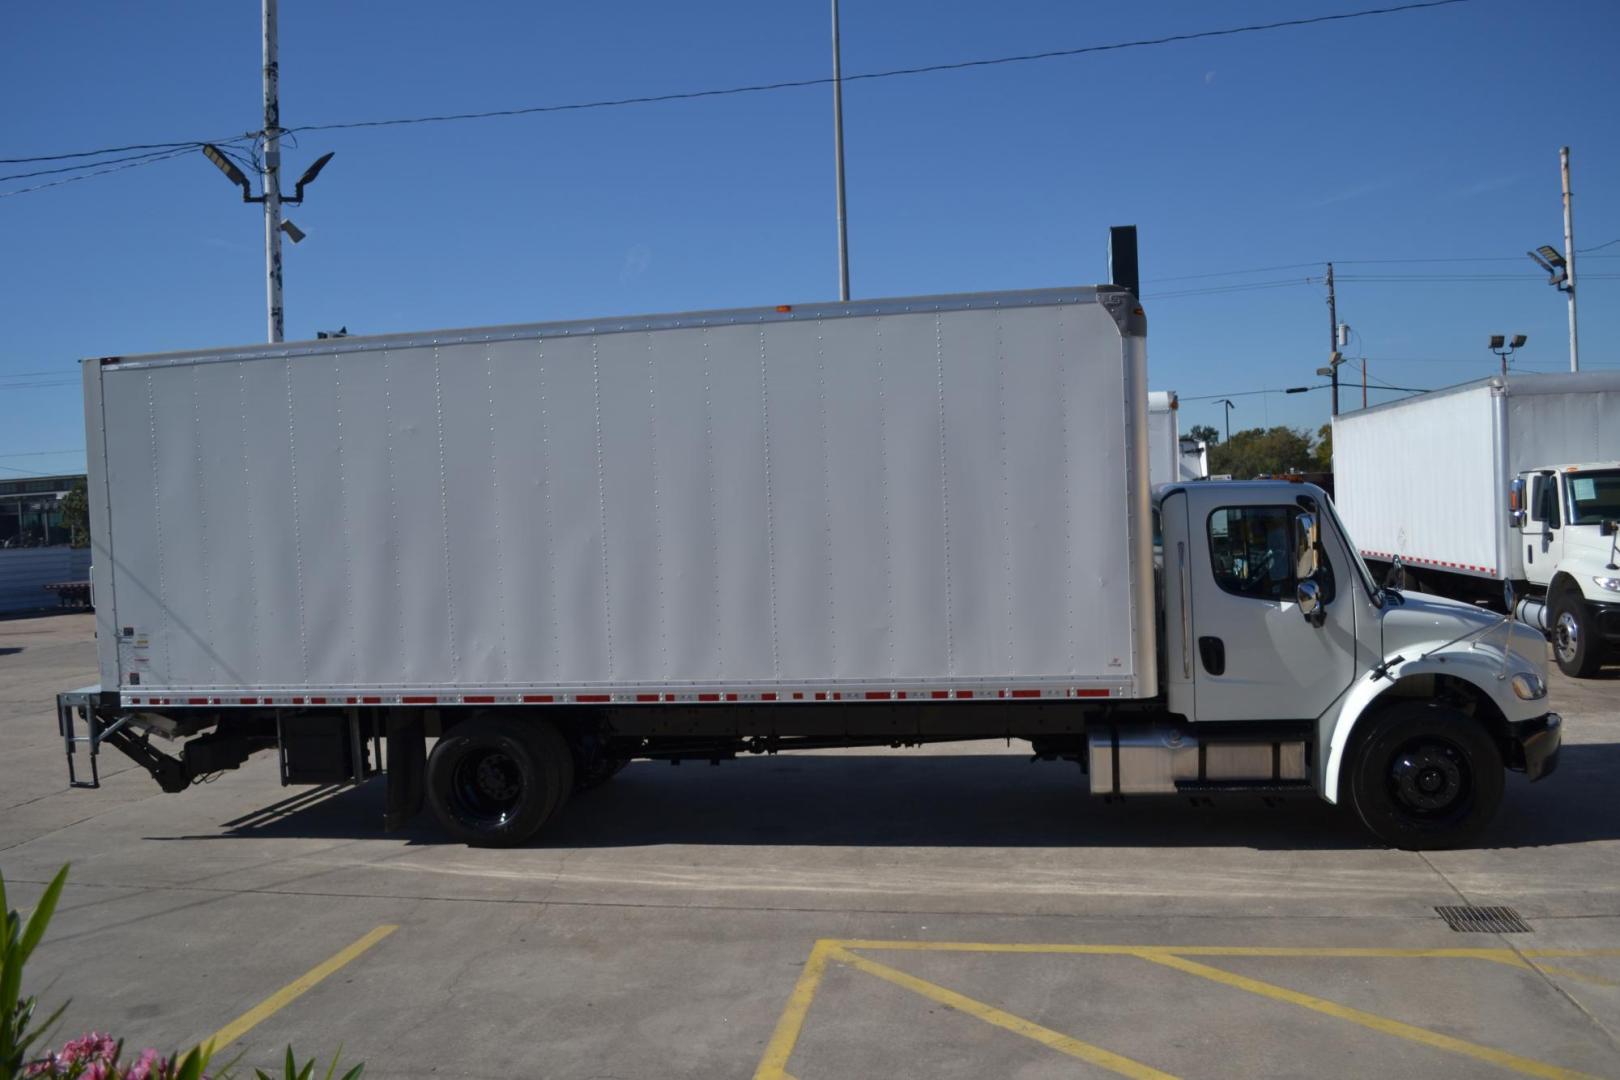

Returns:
1387,738,1470,817
450,746,525,826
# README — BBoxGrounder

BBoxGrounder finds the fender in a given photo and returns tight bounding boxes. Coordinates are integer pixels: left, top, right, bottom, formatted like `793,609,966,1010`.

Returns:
1318,642,1525,804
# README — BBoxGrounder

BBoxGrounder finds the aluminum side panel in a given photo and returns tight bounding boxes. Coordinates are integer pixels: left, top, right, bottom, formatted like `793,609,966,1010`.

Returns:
92,292,1144,694
1333,385,1501,575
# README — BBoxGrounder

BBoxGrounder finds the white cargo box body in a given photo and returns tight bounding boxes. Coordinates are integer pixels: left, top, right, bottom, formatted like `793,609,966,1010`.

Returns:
1333,373,1620,580
84,287,1155,707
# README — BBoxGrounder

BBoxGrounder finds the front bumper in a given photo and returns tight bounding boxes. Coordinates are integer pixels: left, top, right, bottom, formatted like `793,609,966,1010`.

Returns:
1590,599,1620,646
1505,712,1561,781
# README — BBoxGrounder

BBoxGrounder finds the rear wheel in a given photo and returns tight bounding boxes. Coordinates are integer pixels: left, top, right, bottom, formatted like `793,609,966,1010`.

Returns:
427,715,573,846
1346,703,1503,850
1551,589,1603,677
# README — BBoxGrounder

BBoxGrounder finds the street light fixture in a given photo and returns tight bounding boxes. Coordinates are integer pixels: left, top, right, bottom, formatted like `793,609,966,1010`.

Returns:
1215,398,1236,443
1490,333,1527,378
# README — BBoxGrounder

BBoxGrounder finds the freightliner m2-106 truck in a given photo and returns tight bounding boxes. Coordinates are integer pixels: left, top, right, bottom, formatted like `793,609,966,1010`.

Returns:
59,284,1560,849
1335,373,1620,677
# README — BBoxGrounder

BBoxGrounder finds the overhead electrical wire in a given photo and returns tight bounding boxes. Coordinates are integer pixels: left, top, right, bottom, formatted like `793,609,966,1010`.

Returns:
2,0,1471,193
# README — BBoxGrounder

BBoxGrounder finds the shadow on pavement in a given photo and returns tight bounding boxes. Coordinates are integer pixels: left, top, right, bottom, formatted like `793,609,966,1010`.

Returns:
161,741,1620,852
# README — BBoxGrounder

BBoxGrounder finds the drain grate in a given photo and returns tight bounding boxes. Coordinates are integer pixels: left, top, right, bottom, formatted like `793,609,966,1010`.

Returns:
1435,905,1532,933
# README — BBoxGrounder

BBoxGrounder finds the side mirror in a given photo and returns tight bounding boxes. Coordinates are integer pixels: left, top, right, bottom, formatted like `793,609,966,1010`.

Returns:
1296,578,1325,626
1293,512,1320,581
1384,554,1405,590
1509,477,1527,527
1603,519,1619,537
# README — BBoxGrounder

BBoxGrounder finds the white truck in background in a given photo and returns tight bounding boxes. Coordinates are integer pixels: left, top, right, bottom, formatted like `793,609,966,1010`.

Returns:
1147,390,1210,487
1334,373,1620,676
57,276,1560,850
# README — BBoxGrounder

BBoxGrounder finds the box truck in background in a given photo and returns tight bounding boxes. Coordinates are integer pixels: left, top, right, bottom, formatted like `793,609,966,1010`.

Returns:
1147,390,1209,486
59,286,1559,850
1334,373,1620,677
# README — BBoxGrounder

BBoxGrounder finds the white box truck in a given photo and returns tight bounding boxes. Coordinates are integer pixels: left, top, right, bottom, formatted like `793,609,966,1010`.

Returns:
1146,390,1209,487
1334,373,1620,676
59,286,1560,849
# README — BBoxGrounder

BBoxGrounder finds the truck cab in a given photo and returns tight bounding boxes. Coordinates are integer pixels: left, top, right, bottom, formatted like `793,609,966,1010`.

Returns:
1512,463,1620,676
1152,480,1559,848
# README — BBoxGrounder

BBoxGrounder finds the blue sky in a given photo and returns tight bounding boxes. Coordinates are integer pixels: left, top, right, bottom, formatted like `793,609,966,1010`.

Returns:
3,0,1617,475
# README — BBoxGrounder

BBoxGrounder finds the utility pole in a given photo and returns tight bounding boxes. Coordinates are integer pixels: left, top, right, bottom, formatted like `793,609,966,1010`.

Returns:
831,0,850,302
1328,262,1341,417
262,0,284,343
1561,146,1579,372
201,3,333,344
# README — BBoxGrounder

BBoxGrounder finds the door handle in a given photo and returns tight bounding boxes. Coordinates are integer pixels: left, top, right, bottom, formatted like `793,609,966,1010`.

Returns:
1198,636,1225,676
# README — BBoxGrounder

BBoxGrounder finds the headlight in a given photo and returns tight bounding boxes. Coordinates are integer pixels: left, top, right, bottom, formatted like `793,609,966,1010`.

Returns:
1511,672,1547,701
1594,576,1620,592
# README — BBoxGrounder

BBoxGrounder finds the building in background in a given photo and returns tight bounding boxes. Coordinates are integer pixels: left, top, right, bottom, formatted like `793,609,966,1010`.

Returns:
0,473,83,549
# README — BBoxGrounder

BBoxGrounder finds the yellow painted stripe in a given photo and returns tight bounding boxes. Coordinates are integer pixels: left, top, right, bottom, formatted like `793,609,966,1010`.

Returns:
753,939,835,1080
836,940,1620,961
831,946,1178,1080
206,925,398,1051
1137,950,1598,1080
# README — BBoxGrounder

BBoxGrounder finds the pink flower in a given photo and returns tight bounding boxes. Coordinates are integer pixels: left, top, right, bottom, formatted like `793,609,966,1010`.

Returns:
126,1048,169,1080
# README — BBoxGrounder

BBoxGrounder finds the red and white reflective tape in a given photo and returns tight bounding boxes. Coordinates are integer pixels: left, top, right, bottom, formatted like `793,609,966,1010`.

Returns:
1360,549,1496,576
122,684,1116,708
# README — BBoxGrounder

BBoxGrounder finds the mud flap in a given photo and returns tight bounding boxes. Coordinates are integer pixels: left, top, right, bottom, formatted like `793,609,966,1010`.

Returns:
385,710,426,831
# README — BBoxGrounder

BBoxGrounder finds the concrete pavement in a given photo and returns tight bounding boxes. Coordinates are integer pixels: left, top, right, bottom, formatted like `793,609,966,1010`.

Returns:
2,612,1617,1078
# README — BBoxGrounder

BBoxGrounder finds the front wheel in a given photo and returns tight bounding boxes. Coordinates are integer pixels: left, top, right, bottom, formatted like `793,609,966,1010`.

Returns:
1346,703,1503,850
1551,591,1604,677
426,715,574,847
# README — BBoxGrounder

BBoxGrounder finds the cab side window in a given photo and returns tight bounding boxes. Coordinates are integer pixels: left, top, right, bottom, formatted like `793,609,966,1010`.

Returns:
1208,505,1335,603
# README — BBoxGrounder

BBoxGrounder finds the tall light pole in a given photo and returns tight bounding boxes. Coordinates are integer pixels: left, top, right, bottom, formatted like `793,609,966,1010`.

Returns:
830,0,850,302
200,0,333,344
1526,147,1580,373
1215,399,1236,443
1560,145,1579,372
262,0,283,342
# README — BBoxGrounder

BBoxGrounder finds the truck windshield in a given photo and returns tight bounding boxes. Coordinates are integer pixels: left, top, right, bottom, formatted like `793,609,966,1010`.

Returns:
1322,493,1382,605
1565,470,1620,525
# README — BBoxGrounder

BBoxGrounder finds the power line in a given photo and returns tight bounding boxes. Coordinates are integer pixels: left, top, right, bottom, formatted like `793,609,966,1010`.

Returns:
1578,237,1619,253
2,0,1471,178
0,145,201,200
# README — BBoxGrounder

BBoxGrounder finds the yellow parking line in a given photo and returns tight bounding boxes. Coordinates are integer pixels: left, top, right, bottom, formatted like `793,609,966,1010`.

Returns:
1137,950,1598,1080
755,939,835,1080
836,940,1620,961
206,924,398,1051
830,945,1177,1080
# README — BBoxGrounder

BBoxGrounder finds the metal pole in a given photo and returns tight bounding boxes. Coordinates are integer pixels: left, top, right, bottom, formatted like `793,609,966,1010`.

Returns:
263,0,284,343
831,0,850,302
1361,357,1367,409
1326,262,1339,416
1561,146,1578,373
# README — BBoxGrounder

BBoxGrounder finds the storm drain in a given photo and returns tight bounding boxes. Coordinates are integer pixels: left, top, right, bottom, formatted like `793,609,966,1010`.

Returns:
1435,905,1532,933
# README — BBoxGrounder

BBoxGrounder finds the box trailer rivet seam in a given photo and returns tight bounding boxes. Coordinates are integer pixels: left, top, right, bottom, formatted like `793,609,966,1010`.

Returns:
57,280,1561,849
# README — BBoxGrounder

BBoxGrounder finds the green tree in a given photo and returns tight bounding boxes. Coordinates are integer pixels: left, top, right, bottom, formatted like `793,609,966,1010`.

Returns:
60,479,89,548
1187,423,1220,447
1208,426,1315,479
1312,423,1333,472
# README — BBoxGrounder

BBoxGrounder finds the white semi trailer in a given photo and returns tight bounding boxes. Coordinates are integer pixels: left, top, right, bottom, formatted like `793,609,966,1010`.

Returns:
59,285,1559,849
1334,374,1620,677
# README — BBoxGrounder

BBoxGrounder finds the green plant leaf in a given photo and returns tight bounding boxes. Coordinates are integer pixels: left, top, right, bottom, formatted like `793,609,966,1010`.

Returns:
174,1043,210,1080
337,1065,364,1080
17,865,69,966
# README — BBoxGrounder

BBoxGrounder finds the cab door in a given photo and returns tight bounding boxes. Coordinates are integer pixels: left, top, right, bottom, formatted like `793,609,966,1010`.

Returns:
1519,470,1562,588
1186,486,1358,722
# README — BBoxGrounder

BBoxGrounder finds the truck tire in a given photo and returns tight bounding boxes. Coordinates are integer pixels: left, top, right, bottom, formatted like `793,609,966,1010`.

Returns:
427,715,574,847
1551,589,1603,678
1346,703,1503,851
